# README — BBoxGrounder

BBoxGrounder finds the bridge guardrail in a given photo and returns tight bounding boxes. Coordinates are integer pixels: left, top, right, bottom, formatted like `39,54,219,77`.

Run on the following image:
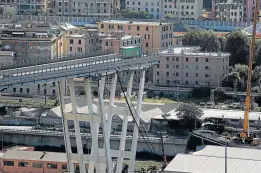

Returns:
0,49,114,70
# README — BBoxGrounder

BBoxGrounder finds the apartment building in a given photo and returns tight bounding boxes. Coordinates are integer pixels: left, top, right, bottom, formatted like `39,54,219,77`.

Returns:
101,34,142,54
153,47,230,87
66,28,100,55
125,0,203,19
214,0,244,22
0,21,76,61
0,0,46,15
48,0,120,17
243,0,261,22
98,20,173,54
0,150,84,173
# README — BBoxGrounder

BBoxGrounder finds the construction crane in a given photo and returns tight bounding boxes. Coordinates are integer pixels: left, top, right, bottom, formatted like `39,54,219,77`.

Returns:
236,0,258,144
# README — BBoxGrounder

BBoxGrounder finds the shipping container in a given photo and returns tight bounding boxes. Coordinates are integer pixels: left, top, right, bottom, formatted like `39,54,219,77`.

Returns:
119,46,141,58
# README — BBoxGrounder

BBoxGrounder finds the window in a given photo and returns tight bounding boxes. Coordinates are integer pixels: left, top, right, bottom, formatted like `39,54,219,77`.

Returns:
52,82,55,87
137,26,140,30
205,66,209,70
18,162,28,167
186,65,188,69
101,24,104,28
52,90,55,95
62,164,67,170
44,89,47,94
195,81,198,85
166,57,169,61
176,65,179,69
166,72,169,76
195,73,198,77
70,39,73,44
20,88,23,93
26,88,29,93
196,66,198,69
205,74,210,78
78,40,81,44
157,71,159,75
185,81,188,84
146,26,149,31
186,57,188,61
196,58,198,62
176,72,179,76
157,64,160,68
33,162,43,168
166,80,170,83
186,73,188,77
157,79,159,83
128,25,131,30
13,88,16,93
4,161,14,166
146,42,149,47
47,163,57,169
166,64,169,68
69,47,72,51
176,57,179,61
205,58,209,62
77,47,82,52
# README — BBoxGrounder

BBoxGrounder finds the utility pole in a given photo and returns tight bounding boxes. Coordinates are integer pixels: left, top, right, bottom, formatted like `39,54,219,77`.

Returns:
225,138,228,173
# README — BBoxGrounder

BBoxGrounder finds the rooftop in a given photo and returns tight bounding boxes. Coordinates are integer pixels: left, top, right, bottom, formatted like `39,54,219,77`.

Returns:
160,46,230,57
1,150,70,162
164,145,261,173
100,20,170,26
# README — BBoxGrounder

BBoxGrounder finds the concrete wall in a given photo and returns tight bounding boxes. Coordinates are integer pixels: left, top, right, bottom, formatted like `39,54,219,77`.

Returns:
1,132,186,157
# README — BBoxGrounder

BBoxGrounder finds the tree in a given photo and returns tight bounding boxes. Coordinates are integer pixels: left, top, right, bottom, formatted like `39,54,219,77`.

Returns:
222,71,241,89
175,103,203,131
182,30,222,52
120,10,152,19
233,64,248,80
225,30,250,66
165,14,175,19
218,37,226,52
252,65,261,86
191,85,211,99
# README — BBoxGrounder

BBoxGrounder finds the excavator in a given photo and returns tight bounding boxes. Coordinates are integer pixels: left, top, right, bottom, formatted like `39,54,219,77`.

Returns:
232,0,260,145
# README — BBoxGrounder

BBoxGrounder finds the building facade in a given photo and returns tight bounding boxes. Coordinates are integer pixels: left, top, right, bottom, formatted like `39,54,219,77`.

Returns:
214,0,244,22
0,0,46,15
0,21,75,61
153,47,230,87
98,20,173,54
0,150,84,173
125,0,203,19
48,0,120,17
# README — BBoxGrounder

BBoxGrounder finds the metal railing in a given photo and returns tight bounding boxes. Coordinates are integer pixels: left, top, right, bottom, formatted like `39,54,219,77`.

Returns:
0,53,158,89
0,49,114,70
0,14,253,28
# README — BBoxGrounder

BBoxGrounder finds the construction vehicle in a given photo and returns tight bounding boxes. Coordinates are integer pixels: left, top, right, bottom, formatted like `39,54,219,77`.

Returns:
232,0,259,145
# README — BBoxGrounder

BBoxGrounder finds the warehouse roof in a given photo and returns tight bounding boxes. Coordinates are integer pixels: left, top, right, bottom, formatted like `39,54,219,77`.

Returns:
164,145,261,173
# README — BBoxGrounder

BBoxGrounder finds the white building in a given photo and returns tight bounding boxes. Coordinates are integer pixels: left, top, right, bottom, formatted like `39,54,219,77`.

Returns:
125,0,203,19
153,47,230,87
214,0,244,22
164,145,261,173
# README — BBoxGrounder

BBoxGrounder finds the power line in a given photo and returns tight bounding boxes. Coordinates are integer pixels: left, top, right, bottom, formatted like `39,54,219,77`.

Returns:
116,70,164,167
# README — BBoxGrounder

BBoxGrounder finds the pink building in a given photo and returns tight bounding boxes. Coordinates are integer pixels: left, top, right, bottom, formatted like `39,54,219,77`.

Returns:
244,0,261,22
101,34,142,54
66,28,100,55
0,150,85,173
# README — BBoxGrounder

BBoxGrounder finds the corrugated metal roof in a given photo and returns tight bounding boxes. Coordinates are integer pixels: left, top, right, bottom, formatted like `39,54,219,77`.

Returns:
164,146,261,173
193,145,261,160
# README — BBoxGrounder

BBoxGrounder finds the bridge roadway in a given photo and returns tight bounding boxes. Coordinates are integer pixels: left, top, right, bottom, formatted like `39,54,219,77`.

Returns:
0,51,158,89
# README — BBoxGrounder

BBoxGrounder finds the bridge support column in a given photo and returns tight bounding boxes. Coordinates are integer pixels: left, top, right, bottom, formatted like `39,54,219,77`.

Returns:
116,71,134,173
68,79,86,173
128,69,146,173
57,80,74,173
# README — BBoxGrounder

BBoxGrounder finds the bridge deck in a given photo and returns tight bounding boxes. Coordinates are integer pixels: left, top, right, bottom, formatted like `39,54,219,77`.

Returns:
0,53,158,89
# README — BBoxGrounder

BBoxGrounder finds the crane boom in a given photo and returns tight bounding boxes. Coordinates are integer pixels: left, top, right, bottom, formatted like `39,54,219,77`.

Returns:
241,0,258,138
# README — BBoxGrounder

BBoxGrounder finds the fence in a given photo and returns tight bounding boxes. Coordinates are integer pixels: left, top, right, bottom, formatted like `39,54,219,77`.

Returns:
0,14,253,29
